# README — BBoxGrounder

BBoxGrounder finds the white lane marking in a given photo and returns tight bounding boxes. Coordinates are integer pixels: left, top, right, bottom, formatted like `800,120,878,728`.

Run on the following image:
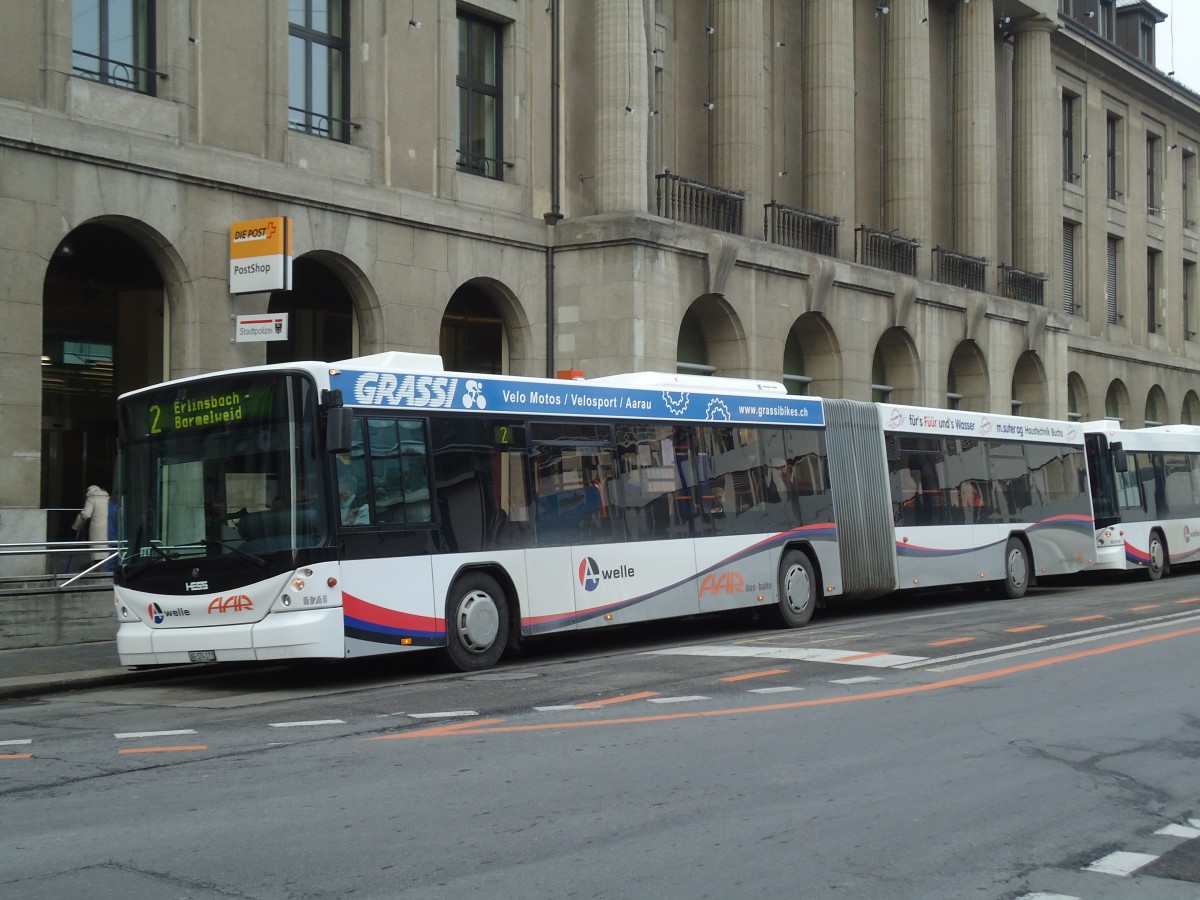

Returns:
1083,851,1159,876
408,711,478,720
0,739,33,746
901,609,1200,671
1015,894,1079,900
268,719,345,728
830,676,883,685
748,686,804,694
114,729,198,739
1156,823,1200,838
646,696,710,704
534,705,584,711
649,644,926,667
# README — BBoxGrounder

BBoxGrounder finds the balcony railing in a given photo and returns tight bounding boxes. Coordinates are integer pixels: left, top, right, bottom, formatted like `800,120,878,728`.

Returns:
999,264,1046,306
933,247,988,292
855,226,920,276
764,203,840,256
656,170,745,236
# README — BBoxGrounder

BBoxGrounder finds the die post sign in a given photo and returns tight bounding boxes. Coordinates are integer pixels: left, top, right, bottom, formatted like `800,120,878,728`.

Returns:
229,217,292,294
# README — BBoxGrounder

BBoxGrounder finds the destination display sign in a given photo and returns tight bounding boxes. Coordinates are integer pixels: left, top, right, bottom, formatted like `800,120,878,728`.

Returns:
329,369,826,427
141,383,278,435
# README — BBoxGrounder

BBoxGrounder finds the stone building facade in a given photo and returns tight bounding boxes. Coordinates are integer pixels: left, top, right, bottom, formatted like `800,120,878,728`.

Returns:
0,0,1197,571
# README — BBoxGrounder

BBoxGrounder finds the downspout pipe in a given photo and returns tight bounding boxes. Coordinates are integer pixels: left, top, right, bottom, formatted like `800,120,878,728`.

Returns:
544,0,563,378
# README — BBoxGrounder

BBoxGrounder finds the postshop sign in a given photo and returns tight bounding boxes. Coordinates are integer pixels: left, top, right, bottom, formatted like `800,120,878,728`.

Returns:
229,217,292,294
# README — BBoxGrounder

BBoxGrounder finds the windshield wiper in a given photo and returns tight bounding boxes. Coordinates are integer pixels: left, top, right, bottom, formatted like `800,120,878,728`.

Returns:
200,539,268,568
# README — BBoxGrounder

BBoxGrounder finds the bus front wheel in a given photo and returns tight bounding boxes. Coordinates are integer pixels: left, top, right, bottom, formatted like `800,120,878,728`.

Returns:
1145,531,1166,581
996,537,1029,600
772,550,816,628
444,572,510,672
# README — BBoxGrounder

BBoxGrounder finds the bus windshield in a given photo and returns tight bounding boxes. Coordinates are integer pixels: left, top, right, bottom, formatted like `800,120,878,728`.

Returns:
117,372,327,568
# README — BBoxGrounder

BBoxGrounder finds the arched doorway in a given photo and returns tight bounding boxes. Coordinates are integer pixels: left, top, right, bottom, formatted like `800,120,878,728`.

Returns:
871,328,919,404
267,255,357,363
1183,390,1200,424
1011,351,1048,418
783,313,840,396
677,296,746,377
441,282,507,374
1144,385,1168,426
1067,372,1088,422
946,341,988,411
1104,379,1130,423
42,222,167,542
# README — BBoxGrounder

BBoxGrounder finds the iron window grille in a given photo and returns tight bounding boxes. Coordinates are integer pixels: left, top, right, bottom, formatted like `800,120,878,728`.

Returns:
288,0,351,142
457,12,504,180
71,0,160,96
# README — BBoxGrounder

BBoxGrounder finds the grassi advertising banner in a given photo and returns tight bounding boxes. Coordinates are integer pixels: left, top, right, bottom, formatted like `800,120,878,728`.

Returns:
330,369,826,427
229,217,292,294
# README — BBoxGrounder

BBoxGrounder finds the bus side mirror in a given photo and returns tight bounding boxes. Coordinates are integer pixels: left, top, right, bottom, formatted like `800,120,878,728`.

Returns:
326,407,353,455
1111,443,1128,473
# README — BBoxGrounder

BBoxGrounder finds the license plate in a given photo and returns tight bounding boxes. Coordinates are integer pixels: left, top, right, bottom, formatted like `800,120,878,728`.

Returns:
188,650,217,662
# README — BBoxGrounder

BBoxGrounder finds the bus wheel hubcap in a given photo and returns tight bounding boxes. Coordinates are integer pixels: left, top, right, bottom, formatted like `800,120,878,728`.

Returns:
457,590,499,653
785,565,811,613
1008,550,1026,588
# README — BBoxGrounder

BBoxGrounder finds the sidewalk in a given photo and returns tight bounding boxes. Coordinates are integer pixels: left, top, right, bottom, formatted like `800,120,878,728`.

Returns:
0,641,145,700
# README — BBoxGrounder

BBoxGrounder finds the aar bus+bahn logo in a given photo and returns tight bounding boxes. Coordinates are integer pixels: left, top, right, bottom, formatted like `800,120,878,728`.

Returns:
577,557,636,592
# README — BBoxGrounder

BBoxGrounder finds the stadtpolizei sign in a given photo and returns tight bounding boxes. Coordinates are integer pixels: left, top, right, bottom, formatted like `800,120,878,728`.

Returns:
229,217,292,294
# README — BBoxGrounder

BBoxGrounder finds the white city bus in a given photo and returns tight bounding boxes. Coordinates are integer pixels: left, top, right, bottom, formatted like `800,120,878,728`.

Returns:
1083,420,1200,580
112,353,1095,670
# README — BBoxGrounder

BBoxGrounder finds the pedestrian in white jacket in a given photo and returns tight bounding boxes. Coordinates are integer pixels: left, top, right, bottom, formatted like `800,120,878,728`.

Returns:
71,485,110,562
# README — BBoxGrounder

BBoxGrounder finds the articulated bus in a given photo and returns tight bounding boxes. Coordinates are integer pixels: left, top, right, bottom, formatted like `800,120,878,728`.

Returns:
1084,420,1200,580
112,353,1096,671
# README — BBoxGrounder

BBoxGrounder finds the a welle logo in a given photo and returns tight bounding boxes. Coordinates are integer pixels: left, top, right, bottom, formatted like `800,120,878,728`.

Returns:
149,603,190,625
577,557,636,592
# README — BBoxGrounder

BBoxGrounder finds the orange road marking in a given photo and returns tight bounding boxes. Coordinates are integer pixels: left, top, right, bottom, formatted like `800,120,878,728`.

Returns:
366,718,505,740
836,651,888,662
1005,625,1046,633
1,753,33,760
1178,598,1200,605
1130,604,1159,611
927,637,975,647
1072,615,1107,622
366,625,1200,740
574,691,660,708
720,669,791,682
117,745,208,755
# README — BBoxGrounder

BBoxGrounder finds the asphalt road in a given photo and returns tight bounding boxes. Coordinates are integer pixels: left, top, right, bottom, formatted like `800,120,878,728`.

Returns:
3,571,1200,899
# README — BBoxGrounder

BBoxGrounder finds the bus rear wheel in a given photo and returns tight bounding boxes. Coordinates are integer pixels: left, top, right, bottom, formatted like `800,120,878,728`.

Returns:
444,572,509,672
1145,531,1166,581
995,537,1029,599
772,550,816,628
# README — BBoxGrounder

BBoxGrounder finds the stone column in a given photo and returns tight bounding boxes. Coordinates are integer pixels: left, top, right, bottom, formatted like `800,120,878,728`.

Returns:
954,0,998,290
595,0,649,212
883,0,932,274
802,0,856,250
712,0,765,231
1011,17,1057,283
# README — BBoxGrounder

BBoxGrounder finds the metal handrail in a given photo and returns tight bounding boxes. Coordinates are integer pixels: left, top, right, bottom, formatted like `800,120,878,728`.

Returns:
855,225,920,276
764,202,840,256
999,264,1047,306
933,246,988,292
656,170,745,236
